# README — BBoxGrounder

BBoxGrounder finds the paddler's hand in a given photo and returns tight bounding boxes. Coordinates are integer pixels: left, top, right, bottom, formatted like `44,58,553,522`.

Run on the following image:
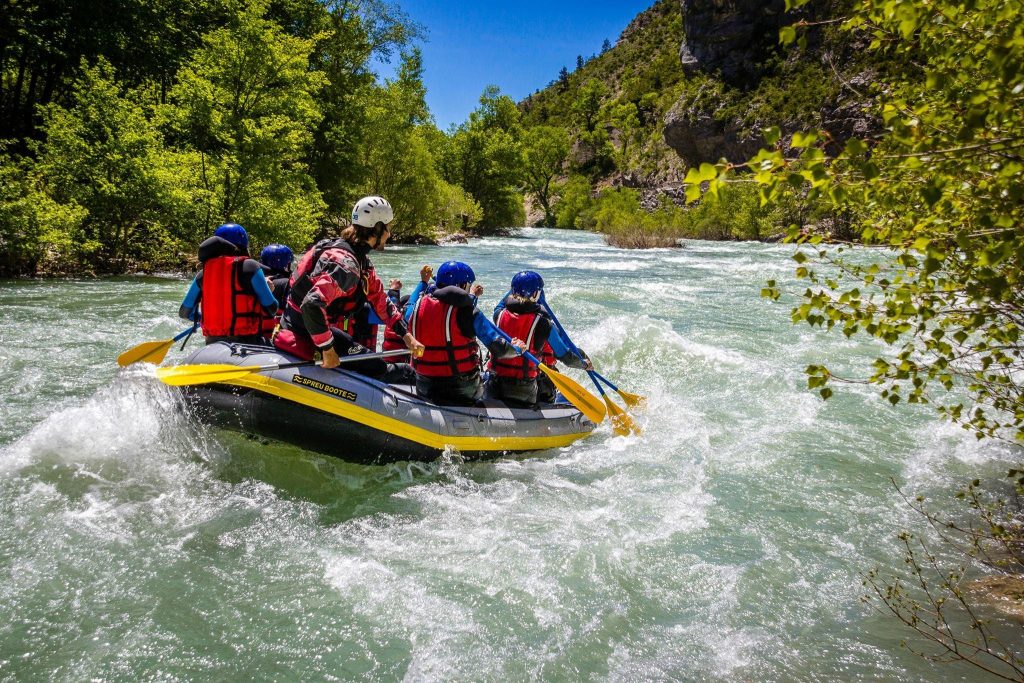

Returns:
470,283,484,297
266,276,275,291
404,333,426,358
420,265,433,283
511,337,527,354
321,346,341,369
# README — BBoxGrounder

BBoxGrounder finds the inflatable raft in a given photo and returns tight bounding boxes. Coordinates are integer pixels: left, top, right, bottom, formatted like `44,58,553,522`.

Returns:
171,342,596,464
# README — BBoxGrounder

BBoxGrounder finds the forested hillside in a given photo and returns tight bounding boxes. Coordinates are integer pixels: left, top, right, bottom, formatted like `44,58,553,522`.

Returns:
0,0,897,274
513,0,868,246
0,0,512,276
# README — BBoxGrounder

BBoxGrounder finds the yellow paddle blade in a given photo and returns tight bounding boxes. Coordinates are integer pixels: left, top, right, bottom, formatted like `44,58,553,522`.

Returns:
604,395,640,436
156,363,262,387
538,365,606,424
117,339,175,367
616,389,647,410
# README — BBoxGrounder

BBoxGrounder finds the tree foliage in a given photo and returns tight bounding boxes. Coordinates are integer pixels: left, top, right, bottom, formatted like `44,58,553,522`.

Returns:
34,60,178,269
162,2,326,246
691,0,1024,442
520,126,570,226
439,86,525,232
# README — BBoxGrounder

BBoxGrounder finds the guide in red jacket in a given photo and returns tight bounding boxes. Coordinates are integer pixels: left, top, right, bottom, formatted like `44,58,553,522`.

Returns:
274,196,424,377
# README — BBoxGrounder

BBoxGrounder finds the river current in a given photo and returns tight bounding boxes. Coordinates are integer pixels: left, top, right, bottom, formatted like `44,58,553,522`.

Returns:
0,228,1019,681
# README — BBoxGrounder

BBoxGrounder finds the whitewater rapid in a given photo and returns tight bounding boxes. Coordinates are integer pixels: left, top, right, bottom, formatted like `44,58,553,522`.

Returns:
0,229,1017,680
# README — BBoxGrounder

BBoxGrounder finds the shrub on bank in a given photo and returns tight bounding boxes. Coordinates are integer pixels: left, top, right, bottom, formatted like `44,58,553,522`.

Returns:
566,183,823,248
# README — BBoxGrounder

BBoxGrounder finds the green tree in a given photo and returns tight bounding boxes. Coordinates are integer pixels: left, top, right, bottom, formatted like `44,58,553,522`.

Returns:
358,49,447,236
606,101,639,169
295,0,420,220
698,3,1024,671
162,1,326,247
572,78,606,134
33,60,177,270
520,126,570,226
439,86,525,232
0,147,86,275
720,0,1024,441
553,175,592,229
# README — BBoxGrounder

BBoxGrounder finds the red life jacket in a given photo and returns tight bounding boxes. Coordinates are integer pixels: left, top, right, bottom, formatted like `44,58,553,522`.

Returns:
287,239,369,319
260,310,279,335
409,295,479,377
382,325,405,352
491,309,556,380
200,255,263,337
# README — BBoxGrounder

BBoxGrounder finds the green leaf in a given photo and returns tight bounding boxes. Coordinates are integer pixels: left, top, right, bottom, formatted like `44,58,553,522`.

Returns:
791,131,818,149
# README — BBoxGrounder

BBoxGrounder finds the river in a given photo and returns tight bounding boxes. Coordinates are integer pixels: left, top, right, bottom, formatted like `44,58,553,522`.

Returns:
0,228,1019,680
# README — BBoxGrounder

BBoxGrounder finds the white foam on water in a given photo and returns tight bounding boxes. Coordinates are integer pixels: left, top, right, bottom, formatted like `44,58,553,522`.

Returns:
1,229,1009,681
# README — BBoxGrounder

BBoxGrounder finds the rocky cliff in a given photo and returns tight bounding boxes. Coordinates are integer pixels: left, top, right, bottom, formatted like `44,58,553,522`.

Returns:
663,0,876,167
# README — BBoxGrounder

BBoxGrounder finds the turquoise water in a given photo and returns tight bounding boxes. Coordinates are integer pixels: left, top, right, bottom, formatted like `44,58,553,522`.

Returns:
0,229,1019,680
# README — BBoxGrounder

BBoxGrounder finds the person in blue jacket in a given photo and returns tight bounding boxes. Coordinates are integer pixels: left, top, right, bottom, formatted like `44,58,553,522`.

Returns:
179,223,278,345
405,261,523,405
491,271,592,405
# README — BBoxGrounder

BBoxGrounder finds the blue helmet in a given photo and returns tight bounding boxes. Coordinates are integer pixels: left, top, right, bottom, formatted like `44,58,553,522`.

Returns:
260,244,293,272
511,270,544,297
214,223,248,250
436,261,475,288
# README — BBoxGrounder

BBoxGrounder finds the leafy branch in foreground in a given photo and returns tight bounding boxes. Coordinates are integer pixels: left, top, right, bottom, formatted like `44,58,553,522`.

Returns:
863,479,1024,681
691,0,1024,442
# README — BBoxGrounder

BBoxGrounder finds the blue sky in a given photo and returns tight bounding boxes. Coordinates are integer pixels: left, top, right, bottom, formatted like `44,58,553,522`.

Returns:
375,0,655,130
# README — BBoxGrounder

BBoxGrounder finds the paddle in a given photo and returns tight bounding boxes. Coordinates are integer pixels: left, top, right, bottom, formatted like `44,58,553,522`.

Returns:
156,349,411,387
539,295,646,417
591,371,646,409
586,370,635,436
118,324,197,367
484,320,607,424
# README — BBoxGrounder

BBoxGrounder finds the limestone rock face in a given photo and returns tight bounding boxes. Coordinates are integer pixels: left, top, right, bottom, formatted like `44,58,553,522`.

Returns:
664,0,877,167
662,91,764,166
678,0,787,85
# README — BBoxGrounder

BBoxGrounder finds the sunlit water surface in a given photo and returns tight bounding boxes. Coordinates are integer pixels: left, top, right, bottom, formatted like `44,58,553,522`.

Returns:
0,229,1019,681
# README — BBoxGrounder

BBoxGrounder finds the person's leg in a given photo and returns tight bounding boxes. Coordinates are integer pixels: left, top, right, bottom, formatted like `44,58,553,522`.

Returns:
537,372,557,404
415,373,481,405
494,377,537,406
330,328,389,377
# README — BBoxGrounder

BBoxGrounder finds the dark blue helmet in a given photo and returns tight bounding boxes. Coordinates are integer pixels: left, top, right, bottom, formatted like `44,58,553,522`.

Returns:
260,244,293,272
511,270,544,297
214,223,248,250
436,261,475,288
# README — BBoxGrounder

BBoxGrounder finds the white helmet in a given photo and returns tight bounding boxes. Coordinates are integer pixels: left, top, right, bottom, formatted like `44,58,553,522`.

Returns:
352,196,394,228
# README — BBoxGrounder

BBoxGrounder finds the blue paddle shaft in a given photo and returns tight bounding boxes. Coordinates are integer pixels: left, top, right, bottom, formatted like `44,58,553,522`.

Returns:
592,371,619,392
173,326,195,342
537,295,608,397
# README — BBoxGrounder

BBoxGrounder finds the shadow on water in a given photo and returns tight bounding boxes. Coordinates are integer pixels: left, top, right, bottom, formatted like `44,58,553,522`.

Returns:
204,428,574,527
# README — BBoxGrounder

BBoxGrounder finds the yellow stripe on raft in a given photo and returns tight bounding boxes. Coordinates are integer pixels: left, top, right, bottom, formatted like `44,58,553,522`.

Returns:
222,374,592,452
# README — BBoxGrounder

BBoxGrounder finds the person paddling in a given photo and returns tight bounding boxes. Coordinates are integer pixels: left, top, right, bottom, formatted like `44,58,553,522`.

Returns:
406,260,524,405
273,196,424,377
179,223,279,346
491,271,592,406
383,266,432,352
